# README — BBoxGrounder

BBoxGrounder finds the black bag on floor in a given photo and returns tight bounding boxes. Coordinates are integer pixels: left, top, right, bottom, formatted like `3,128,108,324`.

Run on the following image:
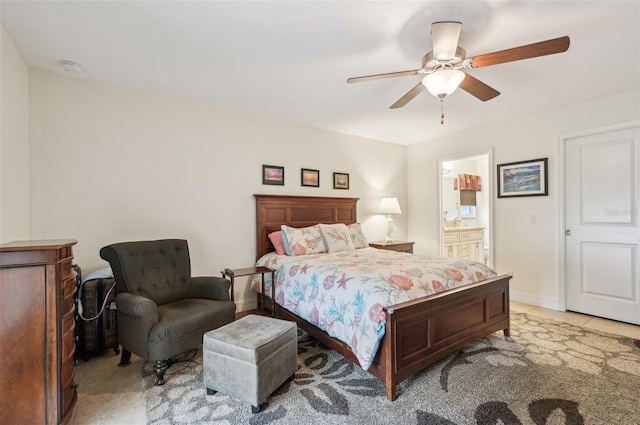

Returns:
75,269,120,362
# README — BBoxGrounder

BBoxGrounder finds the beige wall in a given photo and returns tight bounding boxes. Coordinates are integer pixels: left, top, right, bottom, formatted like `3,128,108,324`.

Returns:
1,27,30,242
27,70,407,310
6,23,639,312
407,89,640,310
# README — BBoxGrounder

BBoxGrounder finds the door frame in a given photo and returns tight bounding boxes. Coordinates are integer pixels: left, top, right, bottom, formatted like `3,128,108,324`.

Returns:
556,119,640,311
437,147,494,267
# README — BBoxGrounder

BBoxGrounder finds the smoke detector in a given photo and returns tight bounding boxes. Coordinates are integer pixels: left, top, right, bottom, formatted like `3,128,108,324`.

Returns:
59,60,83,73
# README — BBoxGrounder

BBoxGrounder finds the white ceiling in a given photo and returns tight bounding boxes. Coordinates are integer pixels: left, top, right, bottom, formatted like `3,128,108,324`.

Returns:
2,1,639,145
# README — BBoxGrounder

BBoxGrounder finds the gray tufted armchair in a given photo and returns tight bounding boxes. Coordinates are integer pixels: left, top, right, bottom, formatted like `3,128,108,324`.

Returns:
99,239,236,385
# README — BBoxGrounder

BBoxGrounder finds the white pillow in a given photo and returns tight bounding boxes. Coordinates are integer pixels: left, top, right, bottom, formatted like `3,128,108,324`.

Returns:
348,223,369,249
281,225,327,256
319,223,355,252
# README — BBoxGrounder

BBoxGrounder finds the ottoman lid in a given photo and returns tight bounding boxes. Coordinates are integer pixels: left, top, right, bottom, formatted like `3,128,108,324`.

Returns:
204,314,297,363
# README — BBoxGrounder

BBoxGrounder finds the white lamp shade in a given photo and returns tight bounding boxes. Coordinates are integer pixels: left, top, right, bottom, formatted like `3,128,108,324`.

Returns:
422,69,465,97
379,197,402,215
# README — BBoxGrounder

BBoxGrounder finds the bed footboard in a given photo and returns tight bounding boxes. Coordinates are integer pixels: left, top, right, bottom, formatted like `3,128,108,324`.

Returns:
276,273,511,401
371,274,511,400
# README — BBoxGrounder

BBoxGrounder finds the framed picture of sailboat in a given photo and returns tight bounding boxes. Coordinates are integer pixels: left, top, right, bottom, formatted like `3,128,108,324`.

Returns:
497,158,548,198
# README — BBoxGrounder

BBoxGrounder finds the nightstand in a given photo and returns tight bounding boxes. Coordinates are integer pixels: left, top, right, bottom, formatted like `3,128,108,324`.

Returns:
369,241,414,253
222,266,276,316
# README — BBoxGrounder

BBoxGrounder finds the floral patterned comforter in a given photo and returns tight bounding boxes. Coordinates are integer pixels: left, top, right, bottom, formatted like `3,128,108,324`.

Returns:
252,247,497,370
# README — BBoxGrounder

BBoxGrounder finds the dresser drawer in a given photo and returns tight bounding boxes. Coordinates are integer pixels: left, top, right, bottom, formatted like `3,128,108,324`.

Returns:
468,230,484,241
443,232,459,243
62,279,76,317
61,372,76,416
62,316,76,359
61,258,74,280
61,323,76,411
458,243,469,256
391,243,414,253
459,231,469,242
369,241,414,253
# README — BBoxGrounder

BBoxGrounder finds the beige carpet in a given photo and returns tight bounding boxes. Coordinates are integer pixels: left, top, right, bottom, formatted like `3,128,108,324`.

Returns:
141,312,640,424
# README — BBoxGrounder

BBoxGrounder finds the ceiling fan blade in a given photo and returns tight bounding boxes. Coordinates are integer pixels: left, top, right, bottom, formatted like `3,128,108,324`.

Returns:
468,36,570,68
347,69,419,84
459,73,500,101
432,21,462,61
390,83,425,109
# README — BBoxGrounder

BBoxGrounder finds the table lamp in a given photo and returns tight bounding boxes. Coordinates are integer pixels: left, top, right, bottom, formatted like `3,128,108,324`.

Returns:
378,196,402,243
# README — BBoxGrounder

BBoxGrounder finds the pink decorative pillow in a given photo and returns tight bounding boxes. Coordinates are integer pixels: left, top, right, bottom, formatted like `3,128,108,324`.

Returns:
268,231,287,255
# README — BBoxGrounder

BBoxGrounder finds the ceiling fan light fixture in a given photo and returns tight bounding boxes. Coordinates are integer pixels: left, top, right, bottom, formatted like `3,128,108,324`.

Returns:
422,69,465,98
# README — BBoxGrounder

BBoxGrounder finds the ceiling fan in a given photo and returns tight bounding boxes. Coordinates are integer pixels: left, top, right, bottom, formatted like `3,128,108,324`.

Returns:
347,22,570,123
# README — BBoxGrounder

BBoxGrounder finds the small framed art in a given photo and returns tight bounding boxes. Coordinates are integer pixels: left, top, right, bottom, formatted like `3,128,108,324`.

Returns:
301,168,320,187
333,172,349,190
497,158,548,198
262,165,284,186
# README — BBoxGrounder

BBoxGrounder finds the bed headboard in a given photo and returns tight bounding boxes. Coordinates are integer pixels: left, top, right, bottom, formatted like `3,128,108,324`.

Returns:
254,194,359,260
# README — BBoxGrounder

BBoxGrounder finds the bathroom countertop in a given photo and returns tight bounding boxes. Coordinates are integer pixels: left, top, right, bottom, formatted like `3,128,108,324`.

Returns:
443,226,484,232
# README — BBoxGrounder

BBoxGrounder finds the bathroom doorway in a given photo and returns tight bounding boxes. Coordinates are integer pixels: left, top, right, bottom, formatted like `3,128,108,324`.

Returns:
438,150,493,267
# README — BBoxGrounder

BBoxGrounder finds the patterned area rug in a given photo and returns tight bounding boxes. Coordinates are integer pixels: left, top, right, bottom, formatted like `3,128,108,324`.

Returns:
142,312,640,424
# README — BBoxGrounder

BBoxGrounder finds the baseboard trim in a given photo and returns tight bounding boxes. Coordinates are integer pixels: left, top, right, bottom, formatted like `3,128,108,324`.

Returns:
235,296,259,313
511,290,562,311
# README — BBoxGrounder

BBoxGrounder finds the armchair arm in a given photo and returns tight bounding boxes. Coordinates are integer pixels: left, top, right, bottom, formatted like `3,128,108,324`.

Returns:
189,276,233,301
115,292,160,333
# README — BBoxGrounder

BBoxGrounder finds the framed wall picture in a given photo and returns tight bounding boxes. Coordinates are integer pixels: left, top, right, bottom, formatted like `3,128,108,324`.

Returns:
262,165,284,186
497,158,548,198
333,172,349,190
301,168,320,187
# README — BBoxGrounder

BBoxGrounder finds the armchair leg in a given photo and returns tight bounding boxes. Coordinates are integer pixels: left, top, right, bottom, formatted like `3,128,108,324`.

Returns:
154,360,168,385
118,348,132,367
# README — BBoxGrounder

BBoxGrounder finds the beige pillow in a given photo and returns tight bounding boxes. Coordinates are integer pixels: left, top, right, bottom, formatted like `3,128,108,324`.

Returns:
348,223,369,248
319,223,355,252
281,225,327,256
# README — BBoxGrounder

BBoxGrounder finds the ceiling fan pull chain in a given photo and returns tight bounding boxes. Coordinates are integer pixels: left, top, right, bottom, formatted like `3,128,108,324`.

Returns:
440,99,445,125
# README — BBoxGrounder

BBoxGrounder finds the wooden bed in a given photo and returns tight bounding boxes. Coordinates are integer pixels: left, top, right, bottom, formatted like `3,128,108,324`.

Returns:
254,194,511,401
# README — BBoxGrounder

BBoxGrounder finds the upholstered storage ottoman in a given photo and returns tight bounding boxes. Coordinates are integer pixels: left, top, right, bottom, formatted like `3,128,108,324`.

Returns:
203,314,297,413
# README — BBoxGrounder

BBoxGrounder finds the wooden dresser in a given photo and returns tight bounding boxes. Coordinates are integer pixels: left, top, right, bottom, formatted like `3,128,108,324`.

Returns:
0,239,78,425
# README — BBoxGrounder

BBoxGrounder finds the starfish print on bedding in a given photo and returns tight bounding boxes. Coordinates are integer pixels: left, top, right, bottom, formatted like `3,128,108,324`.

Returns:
337,273,354,289
300,263,312,274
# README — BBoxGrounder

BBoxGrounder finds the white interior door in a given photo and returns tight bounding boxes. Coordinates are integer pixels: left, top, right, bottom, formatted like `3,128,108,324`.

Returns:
565,125,640,325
